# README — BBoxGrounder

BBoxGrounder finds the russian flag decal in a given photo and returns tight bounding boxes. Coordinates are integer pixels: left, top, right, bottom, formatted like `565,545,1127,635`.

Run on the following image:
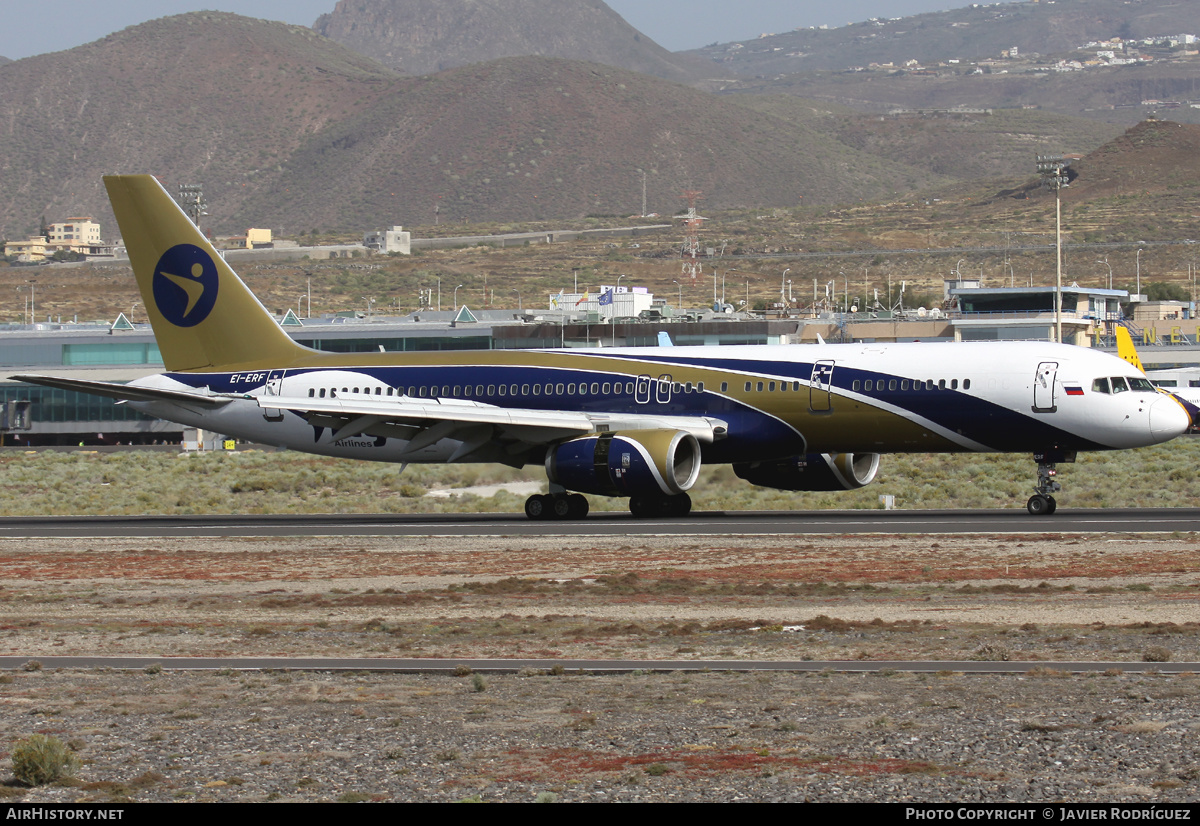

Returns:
1064,385,1084,396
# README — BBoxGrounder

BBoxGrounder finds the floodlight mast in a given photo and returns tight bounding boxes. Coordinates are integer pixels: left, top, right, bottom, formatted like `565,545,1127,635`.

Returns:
177,184,208,229
1036,155,1070,344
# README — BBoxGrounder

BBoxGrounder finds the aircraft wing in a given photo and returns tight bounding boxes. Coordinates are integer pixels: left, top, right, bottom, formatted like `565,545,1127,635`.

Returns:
10,375,238,408
257,394,728,461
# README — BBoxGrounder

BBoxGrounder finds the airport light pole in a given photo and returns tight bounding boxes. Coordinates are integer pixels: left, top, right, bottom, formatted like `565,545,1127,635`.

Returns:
1098,258,1112,290
512,289,521,312
1136,248,1144,299
453,284,463,309
1036,155,1070,344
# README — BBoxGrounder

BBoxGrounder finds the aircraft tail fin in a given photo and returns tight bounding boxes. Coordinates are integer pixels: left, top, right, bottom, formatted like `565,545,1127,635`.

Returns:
1115,325,1146,374
104,175,311,372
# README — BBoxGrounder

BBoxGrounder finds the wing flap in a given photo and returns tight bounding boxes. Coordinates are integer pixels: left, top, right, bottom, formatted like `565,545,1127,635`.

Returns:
259,395,727,444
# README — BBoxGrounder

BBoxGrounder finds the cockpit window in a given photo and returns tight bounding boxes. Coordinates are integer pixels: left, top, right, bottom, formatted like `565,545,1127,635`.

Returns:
1110,376,1129,394
1128,377,1156,392
1092,377,1110,394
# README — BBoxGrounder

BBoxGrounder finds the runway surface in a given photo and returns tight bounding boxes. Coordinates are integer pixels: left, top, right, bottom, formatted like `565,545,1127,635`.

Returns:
2,656,1196,674
0,507,1198,537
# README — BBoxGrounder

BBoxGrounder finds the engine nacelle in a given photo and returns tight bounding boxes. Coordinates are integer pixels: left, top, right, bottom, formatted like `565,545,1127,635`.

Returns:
547,429,701,497
733,453,880,492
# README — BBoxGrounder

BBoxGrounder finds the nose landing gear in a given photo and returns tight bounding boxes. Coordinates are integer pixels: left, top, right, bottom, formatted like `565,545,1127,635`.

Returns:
1027,450,1075,516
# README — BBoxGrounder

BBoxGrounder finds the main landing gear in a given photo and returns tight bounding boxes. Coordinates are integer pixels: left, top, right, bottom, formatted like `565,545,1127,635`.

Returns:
1026,451,1074,516
524,492,589,520
629,492,692,518
522,491,693,520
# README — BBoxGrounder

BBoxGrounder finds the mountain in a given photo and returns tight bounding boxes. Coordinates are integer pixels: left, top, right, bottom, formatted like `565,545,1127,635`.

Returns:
229,56,945,230
0,9,1141,238
0,12,398,239
689,0,1200,76
720,59,1200,126
696,0,1200,126
313,0,702,84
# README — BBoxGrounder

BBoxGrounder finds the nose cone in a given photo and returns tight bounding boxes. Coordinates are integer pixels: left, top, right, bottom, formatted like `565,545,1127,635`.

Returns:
1150,395,1192,443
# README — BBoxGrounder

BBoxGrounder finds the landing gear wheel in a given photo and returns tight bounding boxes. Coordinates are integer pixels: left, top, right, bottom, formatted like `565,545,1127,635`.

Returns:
551,495,573,519
669,492,692,517
629,493,692,518
524,494,550,520
1027,494,1053,516
567,493,589,519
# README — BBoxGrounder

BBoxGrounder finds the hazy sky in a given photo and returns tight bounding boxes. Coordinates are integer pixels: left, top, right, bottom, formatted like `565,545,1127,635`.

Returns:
0,1,1023,61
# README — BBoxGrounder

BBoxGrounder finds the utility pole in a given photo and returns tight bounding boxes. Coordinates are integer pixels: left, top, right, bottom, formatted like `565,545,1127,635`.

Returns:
177,184,208,228
1036,155,1071,344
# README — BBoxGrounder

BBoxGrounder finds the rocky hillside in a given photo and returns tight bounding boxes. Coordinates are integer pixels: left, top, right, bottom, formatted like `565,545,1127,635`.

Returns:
0,8,1156,238
0,12,399,238
228,56,945,230
0,13,950,237
313,0,702,84
690,0,1200,76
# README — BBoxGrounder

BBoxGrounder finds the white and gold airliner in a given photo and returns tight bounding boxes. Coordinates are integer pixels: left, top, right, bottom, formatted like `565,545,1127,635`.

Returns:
14,176,1191,518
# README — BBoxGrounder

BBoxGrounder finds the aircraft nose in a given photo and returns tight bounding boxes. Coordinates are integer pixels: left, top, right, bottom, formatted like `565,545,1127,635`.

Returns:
1149,395,1191,442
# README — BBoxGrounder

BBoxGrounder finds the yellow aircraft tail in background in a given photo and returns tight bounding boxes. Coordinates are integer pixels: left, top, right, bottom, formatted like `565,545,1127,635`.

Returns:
1115,325,1145,374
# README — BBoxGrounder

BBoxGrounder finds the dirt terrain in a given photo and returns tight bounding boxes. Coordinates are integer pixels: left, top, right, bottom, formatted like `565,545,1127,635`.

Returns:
2,532,1199,802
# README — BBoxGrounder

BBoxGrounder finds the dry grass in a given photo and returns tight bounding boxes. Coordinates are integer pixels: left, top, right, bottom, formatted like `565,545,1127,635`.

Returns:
0,438,1194,516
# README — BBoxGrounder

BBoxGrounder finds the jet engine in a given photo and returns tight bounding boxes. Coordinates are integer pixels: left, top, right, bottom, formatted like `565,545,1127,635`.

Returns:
547,429,701,497
733,453,880,491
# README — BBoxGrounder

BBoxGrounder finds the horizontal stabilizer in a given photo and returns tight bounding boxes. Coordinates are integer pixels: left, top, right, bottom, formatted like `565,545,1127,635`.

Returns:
10,375,236,408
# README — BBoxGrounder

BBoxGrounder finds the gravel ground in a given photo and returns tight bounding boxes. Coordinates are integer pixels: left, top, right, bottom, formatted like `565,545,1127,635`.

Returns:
2,531,1200,802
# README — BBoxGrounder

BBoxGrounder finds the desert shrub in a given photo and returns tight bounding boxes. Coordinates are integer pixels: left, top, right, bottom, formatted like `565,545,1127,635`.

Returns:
11,735,79,786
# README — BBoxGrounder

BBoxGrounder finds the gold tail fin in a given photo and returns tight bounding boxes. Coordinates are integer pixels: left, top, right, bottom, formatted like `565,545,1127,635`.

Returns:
104,175,311,372
1114,326,1145,374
